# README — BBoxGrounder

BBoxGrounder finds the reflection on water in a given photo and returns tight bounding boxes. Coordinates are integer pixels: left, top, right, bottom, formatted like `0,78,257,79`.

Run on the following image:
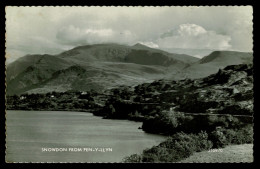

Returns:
6,110,166,162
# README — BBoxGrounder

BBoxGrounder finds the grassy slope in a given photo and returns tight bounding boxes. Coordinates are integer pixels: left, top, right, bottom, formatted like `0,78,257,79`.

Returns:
171,51,253,80
7,43,197,95
6,55,73,95
179,144,253,163
25,61,170,94
6,54,72,81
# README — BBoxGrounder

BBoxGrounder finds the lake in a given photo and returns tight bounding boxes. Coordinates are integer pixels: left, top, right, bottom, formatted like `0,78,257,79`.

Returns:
6,110,166,162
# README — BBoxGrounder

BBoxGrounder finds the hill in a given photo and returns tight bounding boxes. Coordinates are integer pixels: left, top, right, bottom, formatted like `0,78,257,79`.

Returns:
199,51,252,64
131,43,199,64
6,43,198,95
172,51,253,80
161,47,214,60
6,44,252,95
6,54,73,95
57,43,198,66
93,63,253,122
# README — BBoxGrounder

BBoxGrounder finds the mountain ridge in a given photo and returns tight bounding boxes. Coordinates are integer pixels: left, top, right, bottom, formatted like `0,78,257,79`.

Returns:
6,43,253,95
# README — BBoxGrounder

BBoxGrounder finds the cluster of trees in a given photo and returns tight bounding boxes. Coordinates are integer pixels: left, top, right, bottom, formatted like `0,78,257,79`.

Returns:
93,81,178,120
6,90,100,112
142,109,252,134
123,124,253,162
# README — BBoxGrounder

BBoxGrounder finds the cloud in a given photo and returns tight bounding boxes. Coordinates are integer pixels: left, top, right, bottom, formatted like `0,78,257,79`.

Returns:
5,6,252,64
56,25,137,46
178,24,207,36
139,41,159,48
157,24,232,50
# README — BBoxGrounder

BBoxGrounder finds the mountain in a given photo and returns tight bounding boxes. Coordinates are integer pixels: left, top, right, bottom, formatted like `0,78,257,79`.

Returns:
57,43,198,65
198,51,253,64
131,43,153,50
6,54,72,82
6,43,252,95
172,51,253,80
6,54,73,95
132,43,200,64
160,47,214,59
6,43,198,95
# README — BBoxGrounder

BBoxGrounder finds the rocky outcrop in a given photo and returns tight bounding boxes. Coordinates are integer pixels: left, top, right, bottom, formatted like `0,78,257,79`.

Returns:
157,64,253,116
94,64,253,122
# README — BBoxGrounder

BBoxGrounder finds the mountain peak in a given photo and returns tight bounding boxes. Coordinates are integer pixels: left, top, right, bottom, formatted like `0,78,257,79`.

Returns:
199,51,253,64
133,43,149,48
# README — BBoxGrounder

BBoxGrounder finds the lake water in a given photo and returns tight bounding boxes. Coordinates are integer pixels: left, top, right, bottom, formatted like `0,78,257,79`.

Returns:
6,110,166,162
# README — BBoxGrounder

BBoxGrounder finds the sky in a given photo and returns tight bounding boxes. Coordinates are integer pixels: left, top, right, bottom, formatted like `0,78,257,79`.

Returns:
5,6,253,63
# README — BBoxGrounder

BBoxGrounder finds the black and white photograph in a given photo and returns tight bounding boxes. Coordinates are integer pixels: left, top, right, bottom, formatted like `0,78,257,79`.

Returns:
5,6,253,163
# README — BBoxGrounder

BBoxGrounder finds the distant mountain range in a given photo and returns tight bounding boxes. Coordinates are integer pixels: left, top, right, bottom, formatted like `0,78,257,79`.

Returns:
6,43,253,95
175,51,253,80
160,47,214,58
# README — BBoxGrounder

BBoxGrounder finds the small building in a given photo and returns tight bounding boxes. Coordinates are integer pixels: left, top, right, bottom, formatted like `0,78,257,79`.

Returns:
81,91,88,95
20,96,26,100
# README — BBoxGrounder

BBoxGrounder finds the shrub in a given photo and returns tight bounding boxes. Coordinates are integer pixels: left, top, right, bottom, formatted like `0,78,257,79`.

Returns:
223,125,253,144
142,146,181,162
122,154,142,163
224,129,237,144
183,115,246,133
131,131,213,163
208,125,253,148
196,131,214,151
123,125,253,163
209,130,228,148
142,110,193,134
165,131,213,152
235,125,253,143
142,147,161,162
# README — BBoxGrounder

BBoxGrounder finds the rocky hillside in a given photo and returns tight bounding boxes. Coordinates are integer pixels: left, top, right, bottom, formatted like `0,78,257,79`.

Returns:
160,64,253,115
94,63,253,125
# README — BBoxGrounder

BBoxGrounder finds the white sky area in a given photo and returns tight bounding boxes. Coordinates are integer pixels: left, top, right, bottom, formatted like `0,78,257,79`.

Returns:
6,6,253,63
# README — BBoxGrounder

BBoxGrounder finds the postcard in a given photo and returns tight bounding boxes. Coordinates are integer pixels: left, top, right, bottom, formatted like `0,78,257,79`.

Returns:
5,6,253,163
